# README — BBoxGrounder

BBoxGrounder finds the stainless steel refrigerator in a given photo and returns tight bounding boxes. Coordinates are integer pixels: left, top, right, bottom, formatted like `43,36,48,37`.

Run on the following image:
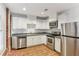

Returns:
61,22,79,56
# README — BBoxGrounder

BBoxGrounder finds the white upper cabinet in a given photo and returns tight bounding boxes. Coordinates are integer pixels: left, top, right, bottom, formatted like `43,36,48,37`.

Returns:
12,17,27,29
36,19,49,29
12,17,27,33
12,15,50,33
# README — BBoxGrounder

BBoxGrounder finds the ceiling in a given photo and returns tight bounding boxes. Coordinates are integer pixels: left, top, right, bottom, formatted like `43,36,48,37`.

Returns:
5,3,79,18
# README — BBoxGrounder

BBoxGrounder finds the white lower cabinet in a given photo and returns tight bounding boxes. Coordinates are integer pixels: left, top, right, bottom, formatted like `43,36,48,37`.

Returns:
27,36,33,47
27,35,47,47
55,37,61,52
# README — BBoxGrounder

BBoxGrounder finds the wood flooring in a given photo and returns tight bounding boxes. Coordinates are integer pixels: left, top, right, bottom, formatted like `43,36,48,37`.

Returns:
6,44,60,56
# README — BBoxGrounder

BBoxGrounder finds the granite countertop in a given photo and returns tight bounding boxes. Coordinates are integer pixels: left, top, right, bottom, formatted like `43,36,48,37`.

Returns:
12,32,50,37
11,32,61,37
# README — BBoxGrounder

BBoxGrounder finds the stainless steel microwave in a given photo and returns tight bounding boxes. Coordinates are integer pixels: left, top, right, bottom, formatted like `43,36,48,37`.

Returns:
49,20,58,29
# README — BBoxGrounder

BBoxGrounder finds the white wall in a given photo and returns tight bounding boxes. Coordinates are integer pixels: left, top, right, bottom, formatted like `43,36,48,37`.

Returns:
49,13,57,22
0,4,6,55
58,7,79,29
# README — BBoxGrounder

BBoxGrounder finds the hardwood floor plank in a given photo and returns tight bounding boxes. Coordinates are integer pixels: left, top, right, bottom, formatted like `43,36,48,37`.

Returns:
6,45,59,56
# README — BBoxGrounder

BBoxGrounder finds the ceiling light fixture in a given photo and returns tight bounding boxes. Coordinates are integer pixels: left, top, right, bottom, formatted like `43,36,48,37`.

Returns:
23,8,26,11
41,12,44,15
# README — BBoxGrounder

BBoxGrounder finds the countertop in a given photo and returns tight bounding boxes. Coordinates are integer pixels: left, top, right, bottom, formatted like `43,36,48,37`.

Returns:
11,32,62,39
12,32,50,37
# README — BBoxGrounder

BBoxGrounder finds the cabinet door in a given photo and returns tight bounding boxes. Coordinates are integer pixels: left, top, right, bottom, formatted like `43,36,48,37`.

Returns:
55,37,61,52
31,36,37,46
36,36,43,44
27,37,33,47
12,17,26,29
32,36,42,45
41,35,47,44
12,37,18,49
36,20,49,29
12,17,20,29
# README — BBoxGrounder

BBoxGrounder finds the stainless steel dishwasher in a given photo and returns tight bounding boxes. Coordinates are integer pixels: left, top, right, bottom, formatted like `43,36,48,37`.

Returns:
18,36,26,49
12,36,26,49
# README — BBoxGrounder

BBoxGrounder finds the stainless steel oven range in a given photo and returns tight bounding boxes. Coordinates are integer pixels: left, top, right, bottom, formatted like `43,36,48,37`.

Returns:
47,35,55,50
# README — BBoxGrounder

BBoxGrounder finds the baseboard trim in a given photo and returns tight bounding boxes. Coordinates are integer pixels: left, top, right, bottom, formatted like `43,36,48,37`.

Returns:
11,44,45,50
27,44,45,48
44,44,61,55
54,50,61,56
12,47,26,50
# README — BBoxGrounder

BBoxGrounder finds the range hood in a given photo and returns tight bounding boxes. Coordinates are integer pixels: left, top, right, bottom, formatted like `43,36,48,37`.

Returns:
36,16,49,20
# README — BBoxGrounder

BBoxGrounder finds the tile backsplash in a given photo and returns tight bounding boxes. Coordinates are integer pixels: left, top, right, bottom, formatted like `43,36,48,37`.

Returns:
12,29,26,34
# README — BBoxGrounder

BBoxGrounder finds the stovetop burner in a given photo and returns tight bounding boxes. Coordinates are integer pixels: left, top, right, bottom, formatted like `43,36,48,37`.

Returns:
47,34,61,37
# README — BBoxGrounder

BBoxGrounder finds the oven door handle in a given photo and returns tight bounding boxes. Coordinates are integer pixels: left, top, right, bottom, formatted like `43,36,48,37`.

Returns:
48,37,54,39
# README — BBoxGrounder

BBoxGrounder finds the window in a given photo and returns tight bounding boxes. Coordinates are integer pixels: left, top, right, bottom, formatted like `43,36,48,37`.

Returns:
0,4,6,55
